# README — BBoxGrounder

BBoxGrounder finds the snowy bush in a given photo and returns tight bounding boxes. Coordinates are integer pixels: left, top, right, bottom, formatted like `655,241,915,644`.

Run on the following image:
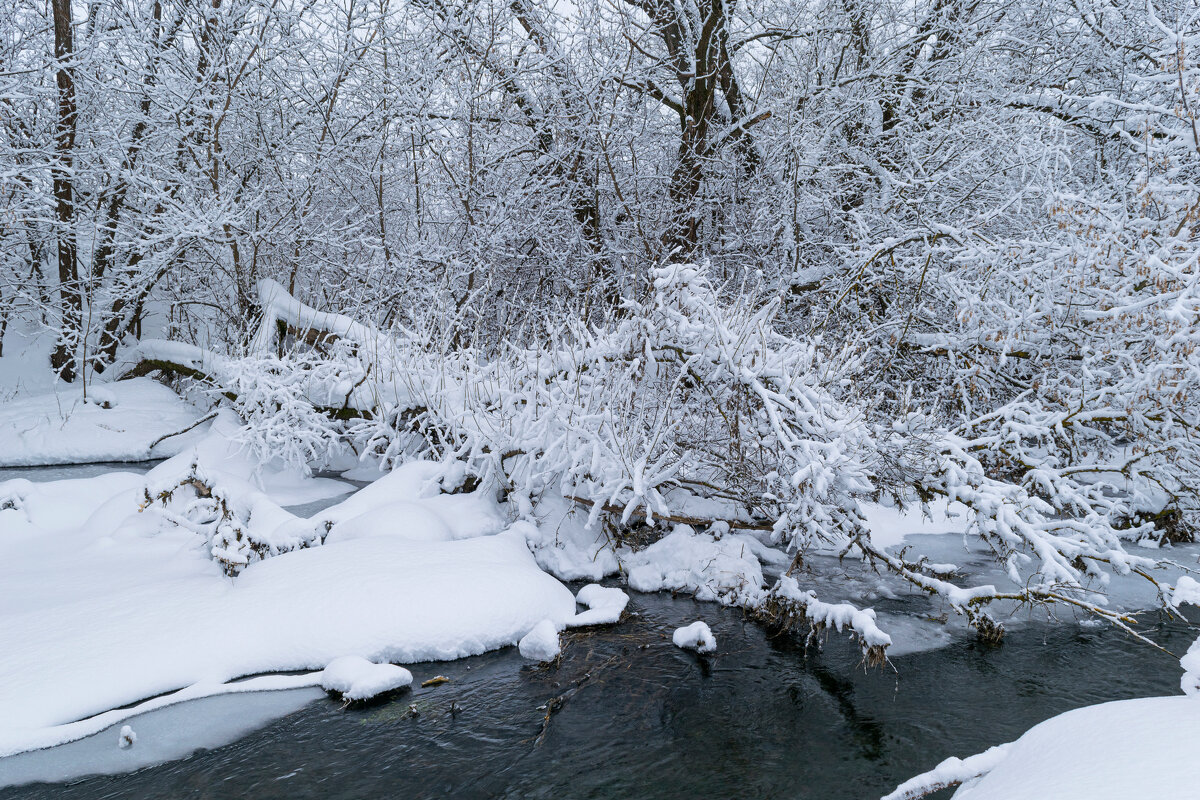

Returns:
135,255,1196,653
222,347,366,476
139,460,321,575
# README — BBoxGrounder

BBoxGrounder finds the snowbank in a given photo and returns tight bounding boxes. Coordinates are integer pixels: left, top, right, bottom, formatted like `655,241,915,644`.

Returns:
0,420,578,757
0,378,208,467
950,697,1200,800
0,526,575,756
526,496,621,581
572,584,630,626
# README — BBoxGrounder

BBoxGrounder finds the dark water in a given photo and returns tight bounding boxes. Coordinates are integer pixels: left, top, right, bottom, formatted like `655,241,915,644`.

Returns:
2,592,1192,800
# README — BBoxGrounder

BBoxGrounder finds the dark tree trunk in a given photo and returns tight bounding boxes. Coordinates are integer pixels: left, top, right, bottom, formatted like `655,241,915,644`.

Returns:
50,0,80,382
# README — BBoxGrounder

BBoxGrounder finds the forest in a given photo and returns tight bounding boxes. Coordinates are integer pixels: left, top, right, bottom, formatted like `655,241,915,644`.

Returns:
1,0,1198,797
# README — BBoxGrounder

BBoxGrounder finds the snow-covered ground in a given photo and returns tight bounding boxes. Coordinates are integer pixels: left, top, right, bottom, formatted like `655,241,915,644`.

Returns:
883,695,1200,800
3,372,1196,792
0,417,585,758
954,696,1200,799
0,377,208,467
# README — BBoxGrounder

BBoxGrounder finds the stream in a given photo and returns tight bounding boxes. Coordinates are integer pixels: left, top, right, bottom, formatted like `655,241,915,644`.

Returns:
0,463,1195,799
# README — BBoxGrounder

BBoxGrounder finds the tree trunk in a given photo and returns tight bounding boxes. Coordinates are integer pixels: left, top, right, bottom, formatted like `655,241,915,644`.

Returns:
49,0,80,382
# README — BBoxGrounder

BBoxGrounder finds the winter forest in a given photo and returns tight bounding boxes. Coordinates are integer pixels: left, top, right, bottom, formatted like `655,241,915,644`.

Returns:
0,0,1198,796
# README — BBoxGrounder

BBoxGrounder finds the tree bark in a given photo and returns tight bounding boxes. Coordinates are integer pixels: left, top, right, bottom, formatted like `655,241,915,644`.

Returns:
50,0,81,382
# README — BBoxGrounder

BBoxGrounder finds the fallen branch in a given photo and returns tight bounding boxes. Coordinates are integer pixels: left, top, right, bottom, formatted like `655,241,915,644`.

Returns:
146,410,218,454
565,494,773,533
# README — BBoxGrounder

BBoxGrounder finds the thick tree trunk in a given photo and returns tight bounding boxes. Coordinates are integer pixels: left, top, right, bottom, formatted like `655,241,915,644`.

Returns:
634,0,759,260
50,0,81,382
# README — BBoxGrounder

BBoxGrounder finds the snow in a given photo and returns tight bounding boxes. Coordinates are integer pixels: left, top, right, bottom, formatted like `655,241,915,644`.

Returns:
0,525,575,756
320,656,413,701
882,745,1011,800
623,525,764,604
0,419,579,758
117,726,136,750
770,576,893,651
0,324,59,401
316,460,507,541
672,621,717,654
526,496,621,581
324,501,455,544
0,377,209,466
949,697,1200,800
0,674,325,757
518,619,562,661
1,470,146,537
0,688,322,788
871,613,953,657
571,584,629,626
859,496,970,549
1170,577,1200,696
251,279,384,358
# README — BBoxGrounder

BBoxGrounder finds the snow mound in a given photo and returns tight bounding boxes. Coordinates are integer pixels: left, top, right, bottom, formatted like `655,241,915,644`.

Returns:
525,497,621,581
320,656,413,701
0,378,208,467
623,525,763,604
518,620,561,661
673,621,717,654
950,697,1200,800
316,461,506,541
324,502,454,545
570,584,629,626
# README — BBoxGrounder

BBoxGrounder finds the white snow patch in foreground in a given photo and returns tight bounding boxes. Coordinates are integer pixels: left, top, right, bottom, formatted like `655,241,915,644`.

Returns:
518,620,561,661
949,696,1200,800
320,656,413,700
673,621,717,654
0,526,575,757
0,378,208,467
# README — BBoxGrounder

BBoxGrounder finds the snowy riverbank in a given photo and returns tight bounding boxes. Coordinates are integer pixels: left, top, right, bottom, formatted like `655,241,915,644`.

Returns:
3,376,1198,800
